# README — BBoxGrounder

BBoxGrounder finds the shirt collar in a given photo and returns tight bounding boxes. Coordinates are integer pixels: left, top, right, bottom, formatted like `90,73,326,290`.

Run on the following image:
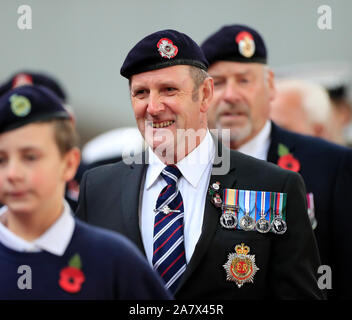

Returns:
0,200,74,256
237,120,271,160
145,130,215,189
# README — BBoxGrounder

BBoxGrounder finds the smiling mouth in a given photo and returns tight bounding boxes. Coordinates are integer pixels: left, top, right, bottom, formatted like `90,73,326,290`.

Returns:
220,111,247,117
151,120,175,128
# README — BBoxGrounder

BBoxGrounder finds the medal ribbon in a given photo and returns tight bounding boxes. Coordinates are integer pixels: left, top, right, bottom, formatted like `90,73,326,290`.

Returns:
282,193,287,220
222,189,239,217
255,191,271,222
274,192,287,220
238,190,256,229
223,189,239,208
307,193,314,211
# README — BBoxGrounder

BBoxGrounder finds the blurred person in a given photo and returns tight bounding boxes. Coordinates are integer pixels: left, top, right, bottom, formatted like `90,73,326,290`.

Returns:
201,24,352,299
0,71,83,210
270,78,333,140
0,85,172,300
76,29,323,299
327,84,352,147
274,62,352,147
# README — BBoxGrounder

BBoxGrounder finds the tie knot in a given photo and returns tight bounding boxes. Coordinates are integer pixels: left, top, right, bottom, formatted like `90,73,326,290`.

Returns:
161,165,182,185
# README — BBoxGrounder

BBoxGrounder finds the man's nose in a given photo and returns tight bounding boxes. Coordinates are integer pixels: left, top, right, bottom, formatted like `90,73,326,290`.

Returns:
146,92,165,116
223,80,242,104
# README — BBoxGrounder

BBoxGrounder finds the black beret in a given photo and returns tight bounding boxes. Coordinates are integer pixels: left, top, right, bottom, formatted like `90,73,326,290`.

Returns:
120,29,208,79
0,85,70,134
201,24,267,66
0,71,67,102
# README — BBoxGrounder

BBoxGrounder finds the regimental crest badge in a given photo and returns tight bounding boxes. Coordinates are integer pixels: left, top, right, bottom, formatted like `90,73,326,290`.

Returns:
9,94,31,117
235,31,255,58
157,38,178,59
223,243,259,288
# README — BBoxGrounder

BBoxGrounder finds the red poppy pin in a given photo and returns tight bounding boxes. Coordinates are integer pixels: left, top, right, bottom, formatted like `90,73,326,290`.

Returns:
59,254,85,294
157,38,178,59
277,143,300,172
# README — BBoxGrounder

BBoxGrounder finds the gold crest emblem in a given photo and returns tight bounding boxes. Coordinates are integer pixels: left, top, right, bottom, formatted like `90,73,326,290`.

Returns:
223,243,259,288
9,94,31,117
235,31,255,58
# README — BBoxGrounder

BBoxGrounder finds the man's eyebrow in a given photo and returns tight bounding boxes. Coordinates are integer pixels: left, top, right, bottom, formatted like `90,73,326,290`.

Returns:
210,70,251,77
131,80,180,90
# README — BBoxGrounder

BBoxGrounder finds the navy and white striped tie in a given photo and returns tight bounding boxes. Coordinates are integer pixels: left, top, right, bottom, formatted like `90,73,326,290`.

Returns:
152,165,186,293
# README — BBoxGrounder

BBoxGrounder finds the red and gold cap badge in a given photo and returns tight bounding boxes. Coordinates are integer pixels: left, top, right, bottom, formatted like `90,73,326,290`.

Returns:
12,73,33,89
235,31,255,58
157,38,178,59
223,243,259,288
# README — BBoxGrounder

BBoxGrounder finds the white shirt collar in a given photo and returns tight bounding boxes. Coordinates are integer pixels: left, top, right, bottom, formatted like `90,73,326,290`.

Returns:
0,200,74,256
145,130,215,189
237,120,271,160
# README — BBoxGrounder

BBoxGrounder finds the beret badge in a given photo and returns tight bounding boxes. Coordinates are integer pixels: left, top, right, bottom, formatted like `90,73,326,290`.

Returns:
157,38,178,59
235,31,255,58
9,94,31,117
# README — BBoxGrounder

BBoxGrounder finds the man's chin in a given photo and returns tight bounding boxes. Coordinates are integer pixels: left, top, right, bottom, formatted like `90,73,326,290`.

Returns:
217,123,252,144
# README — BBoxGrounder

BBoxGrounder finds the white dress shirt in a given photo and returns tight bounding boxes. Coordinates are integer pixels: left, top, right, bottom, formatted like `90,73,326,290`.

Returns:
140,130,215,265
238,120,272,160
0,200,74,256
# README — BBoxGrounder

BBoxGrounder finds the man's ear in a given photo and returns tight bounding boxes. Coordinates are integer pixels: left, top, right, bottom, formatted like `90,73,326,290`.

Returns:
267,69,276,102
62,147,81,182
200,77,214,113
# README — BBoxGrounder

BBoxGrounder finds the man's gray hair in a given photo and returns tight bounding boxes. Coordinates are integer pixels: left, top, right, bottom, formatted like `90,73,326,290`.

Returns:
275,78,332,126
189,66,210,101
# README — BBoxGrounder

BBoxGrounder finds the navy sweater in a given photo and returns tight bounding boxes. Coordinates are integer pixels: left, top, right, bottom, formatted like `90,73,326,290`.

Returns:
0,219,172,300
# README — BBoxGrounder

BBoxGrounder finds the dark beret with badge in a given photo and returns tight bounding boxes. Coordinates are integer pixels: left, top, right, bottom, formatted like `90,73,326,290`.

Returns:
0,85,70,134
201,24,267,66
0,71,67,102
120,29,209,79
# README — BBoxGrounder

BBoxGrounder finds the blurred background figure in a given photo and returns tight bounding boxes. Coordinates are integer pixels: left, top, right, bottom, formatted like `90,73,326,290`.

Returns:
327,80,352,147
0,70,67,101
0,70,84,210
82,127,145,170
275,61,352,147
270,78,333,141
0,70,76,122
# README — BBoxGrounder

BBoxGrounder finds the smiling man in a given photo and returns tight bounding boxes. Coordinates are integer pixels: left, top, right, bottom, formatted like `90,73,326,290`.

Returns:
130,64,211,164
76,29,324,299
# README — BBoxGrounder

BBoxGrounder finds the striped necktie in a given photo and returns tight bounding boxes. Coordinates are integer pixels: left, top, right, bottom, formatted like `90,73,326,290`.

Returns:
152,165,186,293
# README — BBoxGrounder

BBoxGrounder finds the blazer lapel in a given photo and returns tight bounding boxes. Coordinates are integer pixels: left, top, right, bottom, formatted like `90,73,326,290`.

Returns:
120,153,147,254
267,122,296,164
177,139,238,290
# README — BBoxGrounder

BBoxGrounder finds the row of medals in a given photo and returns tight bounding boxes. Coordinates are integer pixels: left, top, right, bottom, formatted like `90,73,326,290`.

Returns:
210,183,287,234
220,206,287,234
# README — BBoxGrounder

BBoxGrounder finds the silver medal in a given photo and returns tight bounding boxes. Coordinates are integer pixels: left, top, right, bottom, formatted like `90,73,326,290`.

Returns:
239,191,255,231
239,213,255,231
220,210,238,229
255,217,271,233
255,192,270,233
271,217,287,234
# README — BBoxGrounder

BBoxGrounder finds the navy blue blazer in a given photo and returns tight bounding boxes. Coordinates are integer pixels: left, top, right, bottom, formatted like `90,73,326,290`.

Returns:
76,141,324,299
267,122,352,299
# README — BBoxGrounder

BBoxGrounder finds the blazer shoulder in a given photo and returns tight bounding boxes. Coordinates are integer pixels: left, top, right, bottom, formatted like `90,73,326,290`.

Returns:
230,149,295,177
83,160,131,185
274,123,352,156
